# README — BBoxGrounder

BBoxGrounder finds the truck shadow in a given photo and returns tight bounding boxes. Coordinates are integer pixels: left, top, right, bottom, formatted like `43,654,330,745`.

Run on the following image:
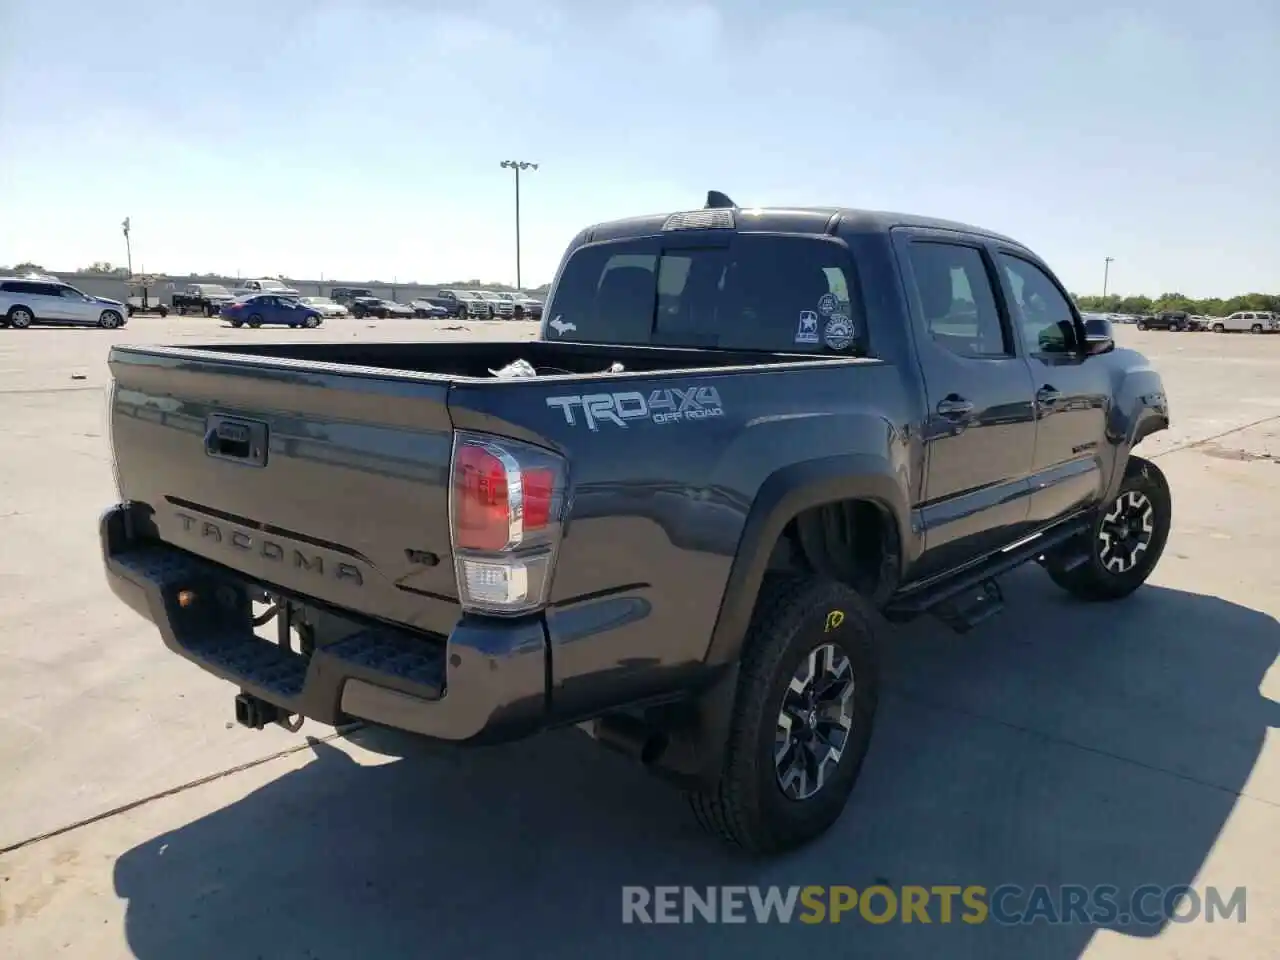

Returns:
113,572,1278,959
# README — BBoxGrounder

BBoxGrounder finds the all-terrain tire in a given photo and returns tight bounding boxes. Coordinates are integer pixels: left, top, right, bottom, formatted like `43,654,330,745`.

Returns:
686,574,881,855
1044,455,1171,601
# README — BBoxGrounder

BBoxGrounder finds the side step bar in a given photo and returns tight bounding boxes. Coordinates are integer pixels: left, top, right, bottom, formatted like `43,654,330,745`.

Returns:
885,517,1092,630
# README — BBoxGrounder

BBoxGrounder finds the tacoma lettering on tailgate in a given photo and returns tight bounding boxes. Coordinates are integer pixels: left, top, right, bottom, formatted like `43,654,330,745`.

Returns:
174,512,364,586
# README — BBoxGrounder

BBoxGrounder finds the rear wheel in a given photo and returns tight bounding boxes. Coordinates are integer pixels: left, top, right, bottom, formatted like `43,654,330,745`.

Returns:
1251,324,1263,334
1136,321,1147,330
230,319,244,328
8,306,34,329
686,575,880,855
203,305,214,318
1042,456,1171,601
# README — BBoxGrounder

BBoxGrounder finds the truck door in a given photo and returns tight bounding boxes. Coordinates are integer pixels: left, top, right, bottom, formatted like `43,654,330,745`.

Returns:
892,228,1039,575
990,249,1112,526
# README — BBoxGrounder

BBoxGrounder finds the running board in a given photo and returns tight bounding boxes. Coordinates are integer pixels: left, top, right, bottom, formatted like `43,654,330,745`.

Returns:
885,518,1092,627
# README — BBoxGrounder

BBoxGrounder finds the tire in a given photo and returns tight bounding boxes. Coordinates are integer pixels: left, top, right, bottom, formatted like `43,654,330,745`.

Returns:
686,574,880,855
98,310,123,329
1213,323,1225,333
1251,324,1263,334
1043,456,1171,602
8,306,34,329
303,315,320,328
204,305,214,318
513,306,525,320
230,319,244,328
247,314,263,328
158,306,169,317
1136,321,1147,330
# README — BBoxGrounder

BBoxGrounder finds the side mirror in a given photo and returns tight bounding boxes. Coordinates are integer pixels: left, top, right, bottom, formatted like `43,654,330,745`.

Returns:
1082,314,1115,355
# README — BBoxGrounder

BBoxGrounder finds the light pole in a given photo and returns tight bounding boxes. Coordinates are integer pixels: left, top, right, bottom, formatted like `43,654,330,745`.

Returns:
1103,256,1114,298
500,160,537,289
122,217,133,278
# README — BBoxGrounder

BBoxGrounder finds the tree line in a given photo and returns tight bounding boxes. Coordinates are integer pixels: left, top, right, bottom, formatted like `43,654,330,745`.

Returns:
1071,292,1279,317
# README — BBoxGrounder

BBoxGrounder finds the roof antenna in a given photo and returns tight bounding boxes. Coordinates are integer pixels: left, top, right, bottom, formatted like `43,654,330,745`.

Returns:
705,190,736,209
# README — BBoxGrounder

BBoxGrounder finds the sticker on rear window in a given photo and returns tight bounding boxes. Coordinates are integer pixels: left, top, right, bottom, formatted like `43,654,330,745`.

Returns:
817,293,840,317
824,314,854,351
795,310,819,344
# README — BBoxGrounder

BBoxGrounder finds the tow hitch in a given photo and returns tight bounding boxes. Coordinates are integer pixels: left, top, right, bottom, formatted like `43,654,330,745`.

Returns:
233,594,312,732
234,691,304,732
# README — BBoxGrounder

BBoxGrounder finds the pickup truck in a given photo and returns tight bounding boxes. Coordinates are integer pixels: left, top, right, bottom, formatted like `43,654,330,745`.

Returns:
171,284,235,317
99,193,1172,854
427,289,490,319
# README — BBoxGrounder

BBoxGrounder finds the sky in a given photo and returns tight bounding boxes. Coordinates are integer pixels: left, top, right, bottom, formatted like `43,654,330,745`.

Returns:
0,0,1276,296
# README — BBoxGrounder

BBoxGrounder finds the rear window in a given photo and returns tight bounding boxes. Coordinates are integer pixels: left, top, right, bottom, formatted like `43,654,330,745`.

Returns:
544,235,864,353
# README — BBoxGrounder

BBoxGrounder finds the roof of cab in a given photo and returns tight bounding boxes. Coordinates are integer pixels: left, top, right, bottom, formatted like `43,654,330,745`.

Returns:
578,205,1025,249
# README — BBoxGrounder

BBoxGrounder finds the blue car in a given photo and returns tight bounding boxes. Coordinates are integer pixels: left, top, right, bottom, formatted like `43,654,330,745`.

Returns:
220,294,323,329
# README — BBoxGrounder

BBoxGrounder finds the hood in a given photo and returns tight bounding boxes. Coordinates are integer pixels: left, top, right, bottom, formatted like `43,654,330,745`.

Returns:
95,296,124,306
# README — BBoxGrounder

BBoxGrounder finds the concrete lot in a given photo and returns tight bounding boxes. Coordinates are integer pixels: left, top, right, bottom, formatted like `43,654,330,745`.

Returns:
0,319,1277,958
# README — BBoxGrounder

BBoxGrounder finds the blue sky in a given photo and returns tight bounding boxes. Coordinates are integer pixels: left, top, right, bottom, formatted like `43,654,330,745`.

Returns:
1,0,1276,295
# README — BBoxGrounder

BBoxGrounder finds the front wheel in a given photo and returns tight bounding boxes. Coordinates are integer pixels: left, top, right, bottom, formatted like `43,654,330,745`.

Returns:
203,305,214,318
303,315,320,328
247,314,263,328
98,310,123,329
686,575,880,855
1213,323,1225,333
1042,456,1171,601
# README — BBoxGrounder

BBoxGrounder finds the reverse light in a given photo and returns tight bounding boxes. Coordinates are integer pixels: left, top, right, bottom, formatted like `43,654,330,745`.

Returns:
449,431,567,616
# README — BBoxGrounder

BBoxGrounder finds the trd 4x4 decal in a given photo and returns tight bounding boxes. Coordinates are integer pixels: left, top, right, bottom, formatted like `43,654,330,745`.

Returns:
546,386,724,431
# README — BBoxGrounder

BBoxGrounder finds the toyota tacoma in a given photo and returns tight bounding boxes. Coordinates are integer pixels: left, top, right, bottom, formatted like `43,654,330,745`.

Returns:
100,193,1172,853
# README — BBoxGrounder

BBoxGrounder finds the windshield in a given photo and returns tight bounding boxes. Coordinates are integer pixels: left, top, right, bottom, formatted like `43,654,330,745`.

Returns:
543,234,863,353
257,280,288,291
199,285,231,296
302,297,334,306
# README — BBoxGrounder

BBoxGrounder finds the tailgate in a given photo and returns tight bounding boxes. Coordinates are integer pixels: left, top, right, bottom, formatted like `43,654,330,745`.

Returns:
107,346,461,636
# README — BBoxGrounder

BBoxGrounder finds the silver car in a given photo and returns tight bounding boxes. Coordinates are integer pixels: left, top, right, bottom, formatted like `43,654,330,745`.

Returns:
0,276,129,329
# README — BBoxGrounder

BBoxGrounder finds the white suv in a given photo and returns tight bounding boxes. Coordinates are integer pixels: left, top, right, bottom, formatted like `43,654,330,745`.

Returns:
0,276,129,329
1213,311,1280,334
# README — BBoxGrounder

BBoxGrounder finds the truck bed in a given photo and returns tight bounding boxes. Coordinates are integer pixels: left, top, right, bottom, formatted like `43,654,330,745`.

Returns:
105,339,871,642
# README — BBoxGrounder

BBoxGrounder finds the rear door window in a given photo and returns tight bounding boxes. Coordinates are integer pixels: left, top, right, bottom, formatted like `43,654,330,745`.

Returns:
544,234,863,353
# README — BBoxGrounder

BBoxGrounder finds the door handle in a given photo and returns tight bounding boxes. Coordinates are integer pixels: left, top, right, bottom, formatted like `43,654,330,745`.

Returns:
1036,386,1063,405
936,396,974,419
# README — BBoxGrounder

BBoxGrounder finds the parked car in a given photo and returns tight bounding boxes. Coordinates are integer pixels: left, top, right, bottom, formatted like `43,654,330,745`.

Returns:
100,193,1173,854
220,294,323,329
126,287,169,318
347,296,386,319
1212,311,1280,334
474,290,514,319
378,299,416,319
330,287,374,306
496,291,544,320
298,296,349,319
0,276,128,329
410,299,450,318
427,289,490,319
233,278,302,298
172,283,235,317
1136,311,1190,331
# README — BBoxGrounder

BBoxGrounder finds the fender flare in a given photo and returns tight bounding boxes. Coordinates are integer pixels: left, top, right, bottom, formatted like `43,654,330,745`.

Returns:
1104,390,1169,502
701,454,909,668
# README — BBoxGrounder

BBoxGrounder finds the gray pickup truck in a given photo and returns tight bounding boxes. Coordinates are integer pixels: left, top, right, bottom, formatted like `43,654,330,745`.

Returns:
100,193,1171,853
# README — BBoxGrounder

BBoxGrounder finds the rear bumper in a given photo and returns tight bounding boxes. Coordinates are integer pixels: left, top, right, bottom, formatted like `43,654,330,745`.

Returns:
100,502,549,744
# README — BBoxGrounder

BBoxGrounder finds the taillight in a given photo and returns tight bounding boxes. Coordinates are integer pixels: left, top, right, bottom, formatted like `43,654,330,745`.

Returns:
449,431,567,616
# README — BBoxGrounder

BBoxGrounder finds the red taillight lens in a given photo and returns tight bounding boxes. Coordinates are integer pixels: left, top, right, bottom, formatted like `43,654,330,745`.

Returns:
521,468,554,530
449,432,567,616
453,444,511,551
